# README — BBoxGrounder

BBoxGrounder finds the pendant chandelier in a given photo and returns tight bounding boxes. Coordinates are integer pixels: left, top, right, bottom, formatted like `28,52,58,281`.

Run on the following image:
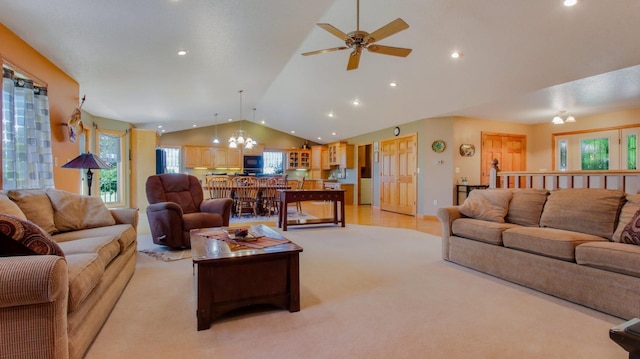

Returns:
228,90,257,149
212,113,220,144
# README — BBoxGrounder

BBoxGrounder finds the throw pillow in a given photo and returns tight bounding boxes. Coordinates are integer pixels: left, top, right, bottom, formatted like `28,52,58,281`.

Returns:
505,189,549,226
620,209,640,245
0,213,64,257
0,192,27,220
7,189,58,234
45,188,115,232
459,189,513,223
539,189,626,239
613,194,640,242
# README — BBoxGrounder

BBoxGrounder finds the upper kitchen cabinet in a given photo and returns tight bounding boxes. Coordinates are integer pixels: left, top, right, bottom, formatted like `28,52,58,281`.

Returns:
328,142,354,168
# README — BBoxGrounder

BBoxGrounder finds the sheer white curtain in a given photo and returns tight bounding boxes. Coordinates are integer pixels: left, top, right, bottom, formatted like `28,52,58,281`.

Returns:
2,67,54,190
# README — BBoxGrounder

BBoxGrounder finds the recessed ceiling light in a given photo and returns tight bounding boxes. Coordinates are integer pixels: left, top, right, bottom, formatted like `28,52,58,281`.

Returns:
228,118,233,122
389,82,397,87
317,137,322,140
332,132,337,136
352,99,360,106
192,124,197,127
177,50,188,56
291,130,295,134
328,112,334,117
563,0,577,6
157,125,163,128
451,51,463,59
261,120,265,124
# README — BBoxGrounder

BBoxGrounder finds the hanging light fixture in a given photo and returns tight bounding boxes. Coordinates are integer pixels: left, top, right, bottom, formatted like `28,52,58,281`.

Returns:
228,90,258,149
551,110,577,125
212,113,220,144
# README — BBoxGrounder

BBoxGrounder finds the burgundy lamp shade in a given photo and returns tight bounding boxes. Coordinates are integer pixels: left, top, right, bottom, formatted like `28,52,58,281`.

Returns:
62,153,110,195
62,152,110,170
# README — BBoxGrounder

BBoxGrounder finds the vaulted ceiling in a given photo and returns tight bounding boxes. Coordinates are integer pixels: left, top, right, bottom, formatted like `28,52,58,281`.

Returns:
1,0,640,143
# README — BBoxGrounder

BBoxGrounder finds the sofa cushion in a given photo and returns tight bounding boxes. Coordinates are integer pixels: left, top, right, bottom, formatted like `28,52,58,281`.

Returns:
613,194,640,242
502,226,607,261
46,188,116,232
576,242,640,278
619,209,640,245
452,218,520,245
7,189,58,234
459,189,512,223
52,224,136,253
65,253,105,312
0,214,64,257
0,192,27,220
57,236,120,268
506,189,549,226
539,189,625,239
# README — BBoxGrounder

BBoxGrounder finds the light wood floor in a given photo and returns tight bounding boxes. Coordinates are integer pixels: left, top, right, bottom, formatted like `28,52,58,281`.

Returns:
245,202,442,236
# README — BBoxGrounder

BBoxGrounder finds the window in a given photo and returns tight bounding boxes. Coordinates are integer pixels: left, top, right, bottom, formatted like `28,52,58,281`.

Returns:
2,66,53,190
559,140,568,171
626,133,637,170
97,129,125,206
263,151,284,174
580,137,609,170
160,146,181,173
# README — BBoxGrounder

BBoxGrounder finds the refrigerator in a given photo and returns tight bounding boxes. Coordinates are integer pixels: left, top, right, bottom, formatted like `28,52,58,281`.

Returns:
155,148,166,174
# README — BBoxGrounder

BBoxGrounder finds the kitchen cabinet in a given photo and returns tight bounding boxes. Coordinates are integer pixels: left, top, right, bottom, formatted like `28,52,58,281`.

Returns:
214,147,242,169
328,142,354,168
311,146,326,170
323,182,354,205
243,144,264,156
287,150,311,170
184,146,215,168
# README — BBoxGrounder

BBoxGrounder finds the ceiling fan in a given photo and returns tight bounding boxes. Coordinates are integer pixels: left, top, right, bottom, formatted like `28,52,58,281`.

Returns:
302,0,412,71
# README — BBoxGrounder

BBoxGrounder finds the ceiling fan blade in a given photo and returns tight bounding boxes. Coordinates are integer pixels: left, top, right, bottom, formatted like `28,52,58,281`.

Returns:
302,47,349,56
364,18,409,44
317,23,352,42
347,50,361,71
367,45,412,57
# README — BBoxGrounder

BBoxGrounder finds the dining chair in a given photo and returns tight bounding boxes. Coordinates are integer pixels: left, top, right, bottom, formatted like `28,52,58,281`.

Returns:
207,176,232,199
293,177,305,212
261,177,280,216
232,176,259,217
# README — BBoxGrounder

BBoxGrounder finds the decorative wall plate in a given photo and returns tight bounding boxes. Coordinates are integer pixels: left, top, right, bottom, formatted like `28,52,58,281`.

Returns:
431,140,446,153
459,144,475,157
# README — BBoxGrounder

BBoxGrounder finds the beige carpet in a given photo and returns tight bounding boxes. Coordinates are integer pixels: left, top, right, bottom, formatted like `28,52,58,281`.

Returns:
86,225,627,359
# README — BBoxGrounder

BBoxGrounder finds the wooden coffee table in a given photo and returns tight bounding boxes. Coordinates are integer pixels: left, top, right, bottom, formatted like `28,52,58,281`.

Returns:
190,225,303,330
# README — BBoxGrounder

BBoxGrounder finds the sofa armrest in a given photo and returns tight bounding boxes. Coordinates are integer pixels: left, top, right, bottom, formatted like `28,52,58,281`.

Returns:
0,255,69,358
0,255,67,308
436,206,464,261
110,207,139,229
201,198,234,226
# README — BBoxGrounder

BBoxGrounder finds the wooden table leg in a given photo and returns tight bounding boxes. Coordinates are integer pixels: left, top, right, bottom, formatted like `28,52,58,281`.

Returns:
340,198,345,227
288,254,300,312
282,199,288,231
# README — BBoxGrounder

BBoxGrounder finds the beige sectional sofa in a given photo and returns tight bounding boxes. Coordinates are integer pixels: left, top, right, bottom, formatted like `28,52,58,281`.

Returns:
0,188,138,359
437,188,640,320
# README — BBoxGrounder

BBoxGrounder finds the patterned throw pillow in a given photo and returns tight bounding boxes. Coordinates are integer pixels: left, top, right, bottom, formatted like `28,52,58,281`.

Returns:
0,214,64,256
620,209,640,245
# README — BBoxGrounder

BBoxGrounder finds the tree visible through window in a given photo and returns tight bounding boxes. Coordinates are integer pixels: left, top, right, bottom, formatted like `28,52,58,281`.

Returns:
581,138,609,170
263,151,284,174
627,134,637,170
97,130,125,206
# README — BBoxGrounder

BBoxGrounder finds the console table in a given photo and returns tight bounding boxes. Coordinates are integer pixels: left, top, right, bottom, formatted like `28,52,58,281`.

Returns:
456,184,489,205
278,189,345,231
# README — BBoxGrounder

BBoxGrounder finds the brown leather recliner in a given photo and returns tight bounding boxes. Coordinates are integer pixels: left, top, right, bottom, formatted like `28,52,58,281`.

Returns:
145,173,233,248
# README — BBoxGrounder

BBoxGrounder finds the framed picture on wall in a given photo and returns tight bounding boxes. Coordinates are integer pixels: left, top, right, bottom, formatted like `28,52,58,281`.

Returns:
459,144,475,157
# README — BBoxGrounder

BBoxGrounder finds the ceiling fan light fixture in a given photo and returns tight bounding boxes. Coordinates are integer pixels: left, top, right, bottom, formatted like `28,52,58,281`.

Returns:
563,0,578,7
565,114,576,123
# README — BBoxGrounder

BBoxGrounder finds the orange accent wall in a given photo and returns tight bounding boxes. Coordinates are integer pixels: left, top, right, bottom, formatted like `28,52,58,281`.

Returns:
0,23,81,193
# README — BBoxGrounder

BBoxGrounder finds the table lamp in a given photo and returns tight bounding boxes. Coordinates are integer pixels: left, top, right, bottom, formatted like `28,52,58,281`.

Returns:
62,152,110,196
